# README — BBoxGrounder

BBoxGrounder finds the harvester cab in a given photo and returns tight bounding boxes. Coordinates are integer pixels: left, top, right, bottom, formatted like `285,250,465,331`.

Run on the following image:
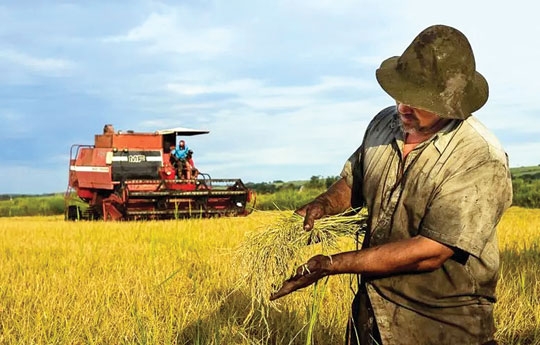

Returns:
65,125,255,220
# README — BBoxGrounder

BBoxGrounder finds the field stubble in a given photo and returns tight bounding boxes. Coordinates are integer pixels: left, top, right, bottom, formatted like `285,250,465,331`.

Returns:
0,207,539,344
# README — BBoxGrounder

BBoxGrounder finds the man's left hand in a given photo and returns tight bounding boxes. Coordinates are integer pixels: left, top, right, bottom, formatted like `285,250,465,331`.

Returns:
270,254,331,301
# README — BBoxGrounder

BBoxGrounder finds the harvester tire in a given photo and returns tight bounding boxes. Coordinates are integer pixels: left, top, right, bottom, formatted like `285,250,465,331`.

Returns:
66,205,82,221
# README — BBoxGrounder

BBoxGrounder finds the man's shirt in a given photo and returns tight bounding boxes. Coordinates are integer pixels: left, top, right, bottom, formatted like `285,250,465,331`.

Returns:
341,106,512,344
173,146,189,160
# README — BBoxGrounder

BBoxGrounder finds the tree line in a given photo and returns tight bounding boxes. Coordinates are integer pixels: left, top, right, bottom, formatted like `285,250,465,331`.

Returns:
1,172,539,217
512,174,540,208
252,173,540,210
0,194,65,217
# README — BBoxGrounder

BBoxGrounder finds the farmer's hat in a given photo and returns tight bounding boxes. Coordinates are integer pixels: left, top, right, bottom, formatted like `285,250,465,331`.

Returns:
376,25,488,119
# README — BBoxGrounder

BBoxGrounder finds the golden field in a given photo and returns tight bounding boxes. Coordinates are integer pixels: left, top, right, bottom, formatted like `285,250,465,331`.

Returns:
0,207,539,345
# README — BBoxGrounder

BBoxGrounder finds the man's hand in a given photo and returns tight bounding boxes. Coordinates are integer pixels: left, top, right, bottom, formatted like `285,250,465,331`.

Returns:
295,200,327,231
295,178,352,231
270,254,332,301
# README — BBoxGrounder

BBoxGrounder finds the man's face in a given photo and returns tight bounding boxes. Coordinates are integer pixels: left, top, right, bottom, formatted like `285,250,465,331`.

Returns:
396,103,443,135
179,141,185,148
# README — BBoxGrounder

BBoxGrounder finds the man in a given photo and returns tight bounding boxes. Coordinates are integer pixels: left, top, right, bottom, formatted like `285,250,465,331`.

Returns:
270,25,512,345
103,124,114,135
171,140,192,179
172,140,190,160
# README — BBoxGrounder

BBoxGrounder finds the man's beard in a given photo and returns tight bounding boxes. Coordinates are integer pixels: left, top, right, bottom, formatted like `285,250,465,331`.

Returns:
398,116,422,134
399,115,446,135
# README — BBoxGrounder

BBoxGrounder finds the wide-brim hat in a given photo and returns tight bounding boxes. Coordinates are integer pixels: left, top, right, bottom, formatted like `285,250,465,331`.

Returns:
376,25,488,119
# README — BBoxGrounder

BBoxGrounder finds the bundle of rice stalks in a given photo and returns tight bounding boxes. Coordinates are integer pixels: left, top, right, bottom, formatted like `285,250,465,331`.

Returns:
235,209,367,324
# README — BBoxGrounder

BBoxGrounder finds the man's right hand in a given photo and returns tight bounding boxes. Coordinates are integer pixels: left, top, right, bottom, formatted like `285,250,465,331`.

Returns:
295,178,352,231
295,200,327,231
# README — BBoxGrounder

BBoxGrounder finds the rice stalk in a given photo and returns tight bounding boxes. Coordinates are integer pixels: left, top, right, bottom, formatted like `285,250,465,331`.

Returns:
305,277,329,345
235,209,367,326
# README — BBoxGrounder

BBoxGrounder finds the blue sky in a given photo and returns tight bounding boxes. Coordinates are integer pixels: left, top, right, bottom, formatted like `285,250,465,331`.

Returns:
1,1,539,194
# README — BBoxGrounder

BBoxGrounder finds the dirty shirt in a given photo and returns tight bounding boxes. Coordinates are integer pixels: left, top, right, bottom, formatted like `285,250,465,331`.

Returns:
340,106,512,345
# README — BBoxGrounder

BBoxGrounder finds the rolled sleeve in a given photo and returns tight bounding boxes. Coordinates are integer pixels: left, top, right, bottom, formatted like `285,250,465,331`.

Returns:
341,146,362,187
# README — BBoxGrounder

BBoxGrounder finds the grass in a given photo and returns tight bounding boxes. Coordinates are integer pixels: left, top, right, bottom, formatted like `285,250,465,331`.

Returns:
0,207,539,344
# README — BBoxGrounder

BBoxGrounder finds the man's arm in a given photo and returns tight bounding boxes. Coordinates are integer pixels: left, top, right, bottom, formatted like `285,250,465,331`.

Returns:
170,150,179,163
296,177,352,231
270,235,454,300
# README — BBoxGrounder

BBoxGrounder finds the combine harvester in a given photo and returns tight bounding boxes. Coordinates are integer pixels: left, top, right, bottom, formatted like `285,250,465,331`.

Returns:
65,125,255,220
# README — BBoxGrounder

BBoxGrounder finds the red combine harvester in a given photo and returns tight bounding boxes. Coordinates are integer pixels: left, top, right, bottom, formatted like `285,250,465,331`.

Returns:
65,125,255,220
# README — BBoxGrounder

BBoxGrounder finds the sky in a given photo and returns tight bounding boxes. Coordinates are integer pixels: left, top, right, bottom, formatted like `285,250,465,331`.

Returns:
1,0,539,194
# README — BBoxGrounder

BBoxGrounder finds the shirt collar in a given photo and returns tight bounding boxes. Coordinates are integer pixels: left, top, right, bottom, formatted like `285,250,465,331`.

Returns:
432,120,461,153
390,110,461,153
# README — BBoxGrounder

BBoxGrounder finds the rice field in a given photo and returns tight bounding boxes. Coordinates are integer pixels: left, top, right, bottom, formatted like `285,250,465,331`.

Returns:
0,207,539,345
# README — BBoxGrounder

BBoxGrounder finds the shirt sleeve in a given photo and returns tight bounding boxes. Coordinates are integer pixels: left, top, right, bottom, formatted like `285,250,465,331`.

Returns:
340,145,365,210
420,159,512,257
340,148,359,187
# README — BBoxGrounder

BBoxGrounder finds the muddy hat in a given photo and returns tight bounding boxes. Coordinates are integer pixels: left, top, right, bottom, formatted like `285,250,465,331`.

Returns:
376,25,488,119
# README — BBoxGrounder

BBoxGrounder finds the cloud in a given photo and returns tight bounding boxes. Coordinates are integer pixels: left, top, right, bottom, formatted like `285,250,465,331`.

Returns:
282,0,391,16
167,76,376,105
167,78,261,96
0,110,34,138
0,49,75,75
150,74,383,180
177,98,376,165
103,12,235,57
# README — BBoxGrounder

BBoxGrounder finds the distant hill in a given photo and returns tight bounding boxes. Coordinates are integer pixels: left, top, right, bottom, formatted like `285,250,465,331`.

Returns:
0,193,59,201
510,165,540,179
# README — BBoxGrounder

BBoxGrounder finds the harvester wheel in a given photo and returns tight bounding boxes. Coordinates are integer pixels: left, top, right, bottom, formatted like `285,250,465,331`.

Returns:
194,196,208,215
66,205,82,221
156,198,168,210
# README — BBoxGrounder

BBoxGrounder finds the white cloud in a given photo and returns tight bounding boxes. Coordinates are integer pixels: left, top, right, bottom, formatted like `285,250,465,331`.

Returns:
167,76,375,104
104,12,234,56
183,99,376,166
0,49,75,74
167,79,262,96
282,0,390,16
153,74,383,180
0,110,34,138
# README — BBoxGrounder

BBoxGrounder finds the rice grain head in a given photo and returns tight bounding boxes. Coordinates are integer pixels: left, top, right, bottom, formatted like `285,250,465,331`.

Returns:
235,209,367,324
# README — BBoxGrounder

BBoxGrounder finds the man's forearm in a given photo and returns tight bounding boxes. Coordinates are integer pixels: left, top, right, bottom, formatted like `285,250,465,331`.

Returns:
269,235,455,301
314,177,352,215
328,235,455,276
